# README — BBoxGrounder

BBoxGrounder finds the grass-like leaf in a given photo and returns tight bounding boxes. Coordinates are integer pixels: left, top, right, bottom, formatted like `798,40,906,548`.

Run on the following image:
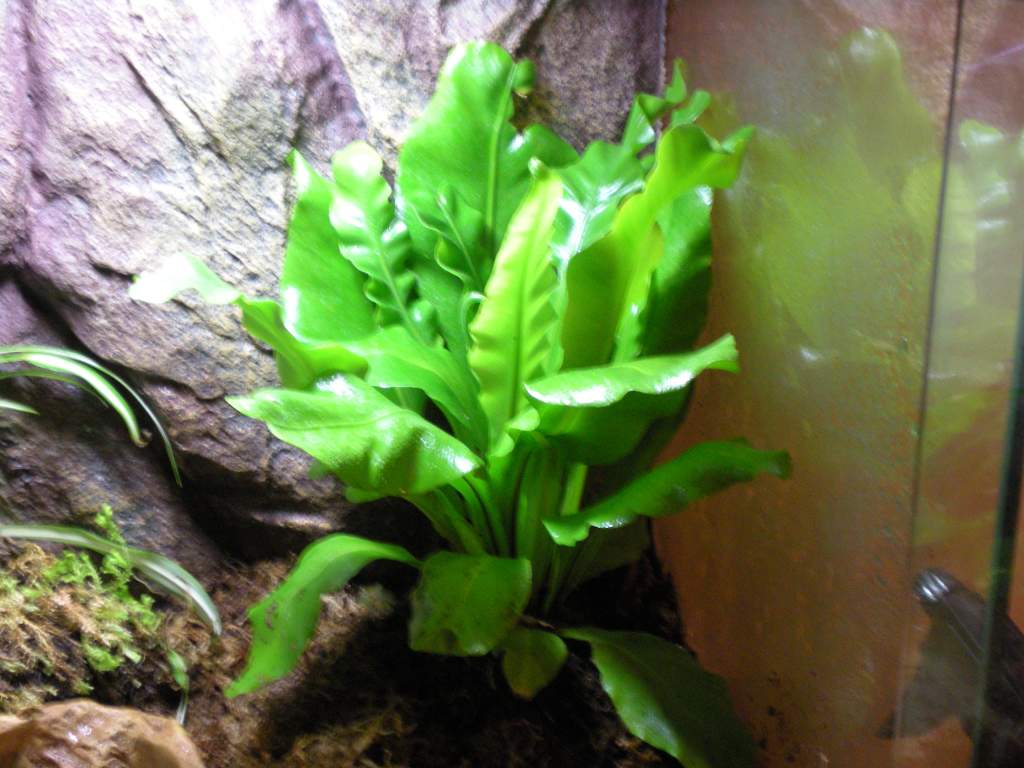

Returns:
0,345,181,485
166,648,190,724
0,396,37,414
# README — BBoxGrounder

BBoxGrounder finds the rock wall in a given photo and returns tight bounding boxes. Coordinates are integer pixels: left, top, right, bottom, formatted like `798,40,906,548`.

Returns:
0,0,666,574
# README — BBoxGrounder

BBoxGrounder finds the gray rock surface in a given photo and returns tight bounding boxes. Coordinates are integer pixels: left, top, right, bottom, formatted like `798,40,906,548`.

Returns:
0,0,665,563
0,279,221,578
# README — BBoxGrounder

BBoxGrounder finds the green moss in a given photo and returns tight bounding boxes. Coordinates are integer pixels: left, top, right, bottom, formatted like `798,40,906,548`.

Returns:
93,504,125,545
0,506,194,713
82,642,123,673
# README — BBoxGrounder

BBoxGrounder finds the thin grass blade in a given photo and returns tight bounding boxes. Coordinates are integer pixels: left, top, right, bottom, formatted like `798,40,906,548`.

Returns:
0,397,37,414
0,345,181,485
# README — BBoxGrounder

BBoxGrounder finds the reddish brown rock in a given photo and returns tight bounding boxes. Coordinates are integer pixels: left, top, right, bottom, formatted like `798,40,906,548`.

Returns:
0,699,203,768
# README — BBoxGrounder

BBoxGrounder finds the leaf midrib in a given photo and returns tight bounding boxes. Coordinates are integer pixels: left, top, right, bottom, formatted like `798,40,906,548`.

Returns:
361,221,426,344
506,213,551,428
439,200,484,291
272,410,405,432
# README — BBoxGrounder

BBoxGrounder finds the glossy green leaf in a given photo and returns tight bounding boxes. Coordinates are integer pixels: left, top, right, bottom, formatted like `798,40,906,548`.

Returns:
468,168,562,449
408,551,531,656
330,141,422,339
406,489,488,555
413,185,489,293
640,188,713,356
408,127,574,361
280,150,376,342
542,74,714,379
525,335,737,465
561,124,752,368
0,523,221,635
509,448,567,594
347,326,487,450
545,440,790,545
620,59,688,154
131,256,367,390
540,391,685,467
228,534,419,696
227,381,480,496
489,406,541,460
549,67,708,298
669,89,711,128
560,522,650,598
550,142,646,274
131,253,371,387
613,125,750,361
398,42,573,261
412,255,473,361
129,253,240,305
525,125,579,169
561,628,755,768
237,298,366,389
527,335,737,407
501,626,568,699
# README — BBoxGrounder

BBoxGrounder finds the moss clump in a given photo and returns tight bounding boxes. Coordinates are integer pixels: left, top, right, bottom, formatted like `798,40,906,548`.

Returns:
0,506,194,713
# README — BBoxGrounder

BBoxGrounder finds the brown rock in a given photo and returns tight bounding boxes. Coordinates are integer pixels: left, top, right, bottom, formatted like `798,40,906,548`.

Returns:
0,699,203,768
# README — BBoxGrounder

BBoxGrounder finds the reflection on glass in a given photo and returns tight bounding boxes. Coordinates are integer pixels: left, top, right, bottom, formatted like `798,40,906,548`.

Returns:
886,570,1024,766
659,1,1024,765
659,4,955,763
899,0,1024,765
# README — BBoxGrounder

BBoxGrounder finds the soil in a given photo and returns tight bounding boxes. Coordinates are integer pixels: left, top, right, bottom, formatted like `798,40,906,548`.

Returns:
185,549,682,768
2,540,687,767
